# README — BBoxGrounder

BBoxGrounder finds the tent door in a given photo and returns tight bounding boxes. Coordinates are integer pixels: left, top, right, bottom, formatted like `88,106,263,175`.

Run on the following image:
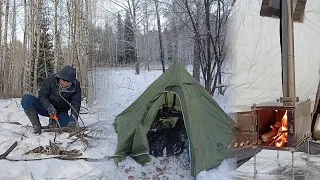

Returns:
161,91,191,171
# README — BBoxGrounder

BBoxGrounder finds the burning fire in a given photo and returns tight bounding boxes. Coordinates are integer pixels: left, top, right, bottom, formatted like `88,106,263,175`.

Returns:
274,110,288,147
261,110,288,147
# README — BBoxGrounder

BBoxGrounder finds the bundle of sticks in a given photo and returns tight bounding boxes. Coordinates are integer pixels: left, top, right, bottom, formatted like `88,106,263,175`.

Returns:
260,121,287,146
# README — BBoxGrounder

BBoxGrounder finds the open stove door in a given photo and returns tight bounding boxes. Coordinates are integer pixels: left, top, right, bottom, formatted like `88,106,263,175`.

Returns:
311,81,320,139
232,110,257,148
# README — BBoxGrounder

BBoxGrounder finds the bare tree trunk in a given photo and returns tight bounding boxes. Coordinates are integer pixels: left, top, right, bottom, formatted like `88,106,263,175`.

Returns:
144,0,150,71
10,0,17,97
204,0,212,94
155,0,165,73
67,1,72,64
54,0,59,72
3,0,10,97
72,0,77,65
22,0,28,94
33,0,43,94
0,0,3,97
192,0,201,81
29,0,35,93
11,0,16,42
129,0,139,74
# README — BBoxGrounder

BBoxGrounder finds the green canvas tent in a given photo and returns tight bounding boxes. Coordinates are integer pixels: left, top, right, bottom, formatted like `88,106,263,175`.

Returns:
113,61,235,177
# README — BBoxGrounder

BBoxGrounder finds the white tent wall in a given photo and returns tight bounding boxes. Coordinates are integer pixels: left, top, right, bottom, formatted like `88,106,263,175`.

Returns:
229,0,320,111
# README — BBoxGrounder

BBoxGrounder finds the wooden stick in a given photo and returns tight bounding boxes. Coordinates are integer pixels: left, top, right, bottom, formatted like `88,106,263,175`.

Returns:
42,127,85,133
0,141,18,159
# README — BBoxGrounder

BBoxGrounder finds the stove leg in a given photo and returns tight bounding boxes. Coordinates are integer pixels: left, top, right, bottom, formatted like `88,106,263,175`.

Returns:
291,150,294,180
254,149,257,178
277,150,280,166
307,138,310,155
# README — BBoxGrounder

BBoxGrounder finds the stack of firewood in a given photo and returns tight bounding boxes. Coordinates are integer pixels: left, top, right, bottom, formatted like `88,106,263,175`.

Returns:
260,121,287,146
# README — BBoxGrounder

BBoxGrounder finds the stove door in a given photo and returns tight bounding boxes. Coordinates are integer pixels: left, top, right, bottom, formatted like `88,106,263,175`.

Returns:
232,111,257,148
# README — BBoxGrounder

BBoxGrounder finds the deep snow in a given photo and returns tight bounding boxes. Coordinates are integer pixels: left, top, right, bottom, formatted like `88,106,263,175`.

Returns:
0,67,234,180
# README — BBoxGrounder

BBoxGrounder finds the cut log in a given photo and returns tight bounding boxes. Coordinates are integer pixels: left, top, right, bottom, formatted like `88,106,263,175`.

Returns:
261,121,283,143
274,121,281,128
261,129,278,142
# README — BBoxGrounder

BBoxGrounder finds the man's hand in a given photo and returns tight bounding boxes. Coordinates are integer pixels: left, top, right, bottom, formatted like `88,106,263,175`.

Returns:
47,105,57,116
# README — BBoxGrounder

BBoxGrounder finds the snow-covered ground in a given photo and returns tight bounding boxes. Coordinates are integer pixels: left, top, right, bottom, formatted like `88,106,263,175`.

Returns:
0,67,234,180
233,149,320,180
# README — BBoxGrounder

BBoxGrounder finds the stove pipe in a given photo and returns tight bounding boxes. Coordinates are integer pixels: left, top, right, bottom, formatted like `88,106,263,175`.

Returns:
281,0,297,106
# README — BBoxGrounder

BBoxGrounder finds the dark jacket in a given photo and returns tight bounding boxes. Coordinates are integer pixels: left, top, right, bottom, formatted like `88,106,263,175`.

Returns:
38,73,81,121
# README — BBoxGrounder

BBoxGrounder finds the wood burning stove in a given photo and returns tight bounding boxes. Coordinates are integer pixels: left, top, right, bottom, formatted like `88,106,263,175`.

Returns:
232,100,312,179
252,100,311,150
232,0,312,178
232,100,311,150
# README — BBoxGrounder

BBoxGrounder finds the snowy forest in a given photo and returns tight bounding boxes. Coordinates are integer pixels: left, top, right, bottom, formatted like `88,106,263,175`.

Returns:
0,0,235,99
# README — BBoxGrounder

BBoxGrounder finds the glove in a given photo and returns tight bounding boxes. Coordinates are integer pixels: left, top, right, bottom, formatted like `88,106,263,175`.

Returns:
47,105,57,116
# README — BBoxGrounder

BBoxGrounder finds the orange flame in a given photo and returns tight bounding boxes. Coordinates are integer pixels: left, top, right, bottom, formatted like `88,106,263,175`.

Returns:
274,110,288,147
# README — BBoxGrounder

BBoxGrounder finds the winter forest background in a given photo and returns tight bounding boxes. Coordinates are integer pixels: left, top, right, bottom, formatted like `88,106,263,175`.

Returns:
0,0,235,100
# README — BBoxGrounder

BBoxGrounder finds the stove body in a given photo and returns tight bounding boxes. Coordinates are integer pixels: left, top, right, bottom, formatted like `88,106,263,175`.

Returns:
233,100,311,150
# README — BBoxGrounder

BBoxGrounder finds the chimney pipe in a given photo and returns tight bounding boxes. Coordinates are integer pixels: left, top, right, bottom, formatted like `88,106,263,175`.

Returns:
281,0,298,106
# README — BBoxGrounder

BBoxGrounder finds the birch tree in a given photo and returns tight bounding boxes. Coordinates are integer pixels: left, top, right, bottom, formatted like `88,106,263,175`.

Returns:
154,0,165,72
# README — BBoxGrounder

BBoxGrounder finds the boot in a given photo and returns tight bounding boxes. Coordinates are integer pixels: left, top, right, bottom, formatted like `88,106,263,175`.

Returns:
24,108,42,134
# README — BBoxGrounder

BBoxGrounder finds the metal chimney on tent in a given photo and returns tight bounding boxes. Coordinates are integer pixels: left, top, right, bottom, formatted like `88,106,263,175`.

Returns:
249,0,312,150
233,0,311,151
232,0,311,179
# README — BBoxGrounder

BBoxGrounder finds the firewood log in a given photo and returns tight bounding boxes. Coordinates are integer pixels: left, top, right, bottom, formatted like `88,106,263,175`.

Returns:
262,129,278,142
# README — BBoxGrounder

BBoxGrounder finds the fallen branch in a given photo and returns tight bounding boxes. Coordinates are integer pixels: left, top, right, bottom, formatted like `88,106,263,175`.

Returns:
42,127,86,133
0,121,22,125
65,136,88,151
5,156,110,162
24,141,82,158
0,141,18,159
74,165,102,180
